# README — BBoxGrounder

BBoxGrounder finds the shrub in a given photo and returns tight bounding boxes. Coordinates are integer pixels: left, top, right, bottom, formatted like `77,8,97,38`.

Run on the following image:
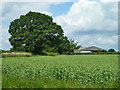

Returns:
0,50,11,53
46,52,59,56
41,51,47,55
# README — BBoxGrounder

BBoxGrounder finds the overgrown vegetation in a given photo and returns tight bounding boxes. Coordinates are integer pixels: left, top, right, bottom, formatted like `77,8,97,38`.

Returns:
2,55,119,88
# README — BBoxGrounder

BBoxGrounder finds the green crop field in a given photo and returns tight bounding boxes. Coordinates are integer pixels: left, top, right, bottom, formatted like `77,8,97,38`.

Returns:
2,55,119,88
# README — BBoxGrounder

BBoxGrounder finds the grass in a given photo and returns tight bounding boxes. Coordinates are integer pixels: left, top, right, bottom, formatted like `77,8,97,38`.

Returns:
2,55,119,88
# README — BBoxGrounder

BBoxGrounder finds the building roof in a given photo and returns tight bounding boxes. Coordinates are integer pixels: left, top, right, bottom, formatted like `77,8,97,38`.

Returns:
74,46,106,52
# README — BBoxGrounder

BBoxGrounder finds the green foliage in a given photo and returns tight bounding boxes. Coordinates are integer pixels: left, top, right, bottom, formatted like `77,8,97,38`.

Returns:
2,55,119,88
108,49,116,52
0,50,11,53
41,50,47,55
41,51,59,56
69,39,79,52
98,50,103,52
8,11,70,54
75,45,82,49
46,52,59,56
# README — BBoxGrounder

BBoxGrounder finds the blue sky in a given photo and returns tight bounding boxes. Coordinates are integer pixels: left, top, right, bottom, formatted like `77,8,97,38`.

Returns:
49,2,73,17
0,0,119,51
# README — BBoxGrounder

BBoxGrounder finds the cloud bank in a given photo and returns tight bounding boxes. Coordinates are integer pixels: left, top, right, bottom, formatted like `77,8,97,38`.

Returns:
54,0,118,50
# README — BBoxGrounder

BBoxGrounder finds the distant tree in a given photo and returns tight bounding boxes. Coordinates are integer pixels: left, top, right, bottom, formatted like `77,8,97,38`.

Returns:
108,49,115,52
69,39,79,52
98,50,103,52
8,11,70,54
75,45,82,49
0,50,5,53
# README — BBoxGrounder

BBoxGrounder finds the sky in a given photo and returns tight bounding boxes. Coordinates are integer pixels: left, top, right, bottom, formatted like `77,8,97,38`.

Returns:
0,0,119,51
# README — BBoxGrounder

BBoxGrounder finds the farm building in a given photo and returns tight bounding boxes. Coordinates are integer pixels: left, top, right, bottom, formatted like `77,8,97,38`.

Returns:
74,46,106,53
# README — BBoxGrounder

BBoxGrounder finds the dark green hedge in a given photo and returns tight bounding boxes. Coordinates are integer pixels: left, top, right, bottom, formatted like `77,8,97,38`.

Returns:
41,51,60,56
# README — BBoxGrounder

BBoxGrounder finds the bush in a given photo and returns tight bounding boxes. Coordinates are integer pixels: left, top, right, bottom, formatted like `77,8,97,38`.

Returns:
46,52,59,56
0,50,10,53
41,51,47,55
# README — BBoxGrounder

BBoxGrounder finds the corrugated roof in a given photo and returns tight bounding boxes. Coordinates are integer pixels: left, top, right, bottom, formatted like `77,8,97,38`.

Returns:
75,46,106,51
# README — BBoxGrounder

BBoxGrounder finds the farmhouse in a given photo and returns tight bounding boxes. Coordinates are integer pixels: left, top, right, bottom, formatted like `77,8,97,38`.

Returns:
74,46,106,53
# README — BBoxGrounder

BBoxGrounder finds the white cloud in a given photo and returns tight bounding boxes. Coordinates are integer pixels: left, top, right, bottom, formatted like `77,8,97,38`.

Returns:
54,0,118,50
74,40,78,43
0,27,11,50
41,11,53,16
96,36,117,45
1,26,11,50
0,25,2,49
100,0,119,2
69,34,118,50
5,40,9,43
2,2,53,21
2,0,77,2
54,0,117,34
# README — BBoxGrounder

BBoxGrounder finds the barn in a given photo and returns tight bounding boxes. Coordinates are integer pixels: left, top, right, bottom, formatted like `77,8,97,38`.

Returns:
74,46,106,53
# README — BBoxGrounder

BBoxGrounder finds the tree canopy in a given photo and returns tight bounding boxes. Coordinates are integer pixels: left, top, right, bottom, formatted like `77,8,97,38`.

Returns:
108,49,115,52
8,11,71,54
69,39,81,52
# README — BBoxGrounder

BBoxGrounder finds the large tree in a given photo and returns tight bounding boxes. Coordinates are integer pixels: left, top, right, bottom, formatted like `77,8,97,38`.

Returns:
8,11,70,54
108,49,115,52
